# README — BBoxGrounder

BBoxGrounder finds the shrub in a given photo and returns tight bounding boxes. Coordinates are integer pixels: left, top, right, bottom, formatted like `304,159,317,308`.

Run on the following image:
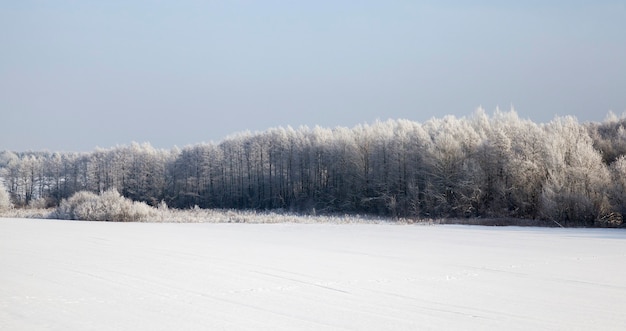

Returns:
28,197,49,209
55,189,156,222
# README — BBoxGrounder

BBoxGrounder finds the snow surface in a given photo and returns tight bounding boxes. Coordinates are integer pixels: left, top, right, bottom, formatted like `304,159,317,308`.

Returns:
1,218,625,330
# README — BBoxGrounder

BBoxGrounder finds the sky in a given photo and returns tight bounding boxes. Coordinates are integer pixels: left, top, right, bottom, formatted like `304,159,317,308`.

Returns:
2,1,625,152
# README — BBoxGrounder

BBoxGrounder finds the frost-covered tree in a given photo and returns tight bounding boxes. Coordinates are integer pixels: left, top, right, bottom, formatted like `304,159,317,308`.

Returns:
422,115,482,217
540,116,612,226
0,182,13,211
4,110,626,225
606,156,626,225
587,112,626,164
472,109,547,219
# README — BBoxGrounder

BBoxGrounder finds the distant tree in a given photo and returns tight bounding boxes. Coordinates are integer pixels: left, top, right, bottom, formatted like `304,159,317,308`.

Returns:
422,115,481,217
607,156,626,225
587,113,626,165
472,109,548,219
5,110,626,226
0,182,13,211
540,116,612,226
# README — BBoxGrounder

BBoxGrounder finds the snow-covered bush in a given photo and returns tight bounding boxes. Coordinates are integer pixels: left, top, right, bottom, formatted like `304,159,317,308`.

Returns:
28,197,49,209
0,184,13,211
55,189,156,222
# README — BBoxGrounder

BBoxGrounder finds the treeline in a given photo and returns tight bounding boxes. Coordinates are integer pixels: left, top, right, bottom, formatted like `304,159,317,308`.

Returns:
2,110,626,226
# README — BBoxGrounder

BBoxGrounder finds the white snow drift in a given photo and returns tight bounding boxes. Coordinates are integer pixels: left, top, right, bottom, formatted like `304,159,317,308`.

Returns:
1,218,625,330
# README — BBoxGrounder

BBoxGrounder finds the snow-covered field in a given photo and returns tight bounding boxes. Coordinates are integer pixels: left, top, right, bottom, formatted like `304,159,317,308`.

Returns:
1,218,625,330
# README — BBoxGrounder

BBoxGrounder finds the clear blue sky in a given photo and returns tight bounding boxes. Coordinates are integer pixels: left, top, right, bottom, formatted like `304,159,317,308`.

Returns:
2,1,625,151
